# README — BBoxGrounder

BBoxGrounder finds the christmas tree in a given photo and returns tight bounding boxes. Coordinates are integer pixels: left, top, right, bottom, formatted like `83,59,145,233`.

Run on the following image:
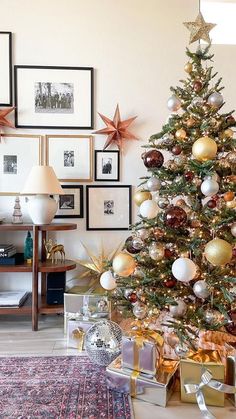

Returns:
111,14,236,348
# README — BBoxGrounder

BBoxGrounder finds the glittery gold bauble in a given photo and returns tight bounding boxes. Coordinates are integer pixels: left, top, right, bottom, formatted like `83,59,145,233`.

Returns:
176,199,186,207
205,238,232,266
184,62,193,73
226,200,236,209
175,128,187,140
192,136,217,162
134,190,152,207
186,117,196,128
224,191,235,202
112,252,136,277
223,129,234,139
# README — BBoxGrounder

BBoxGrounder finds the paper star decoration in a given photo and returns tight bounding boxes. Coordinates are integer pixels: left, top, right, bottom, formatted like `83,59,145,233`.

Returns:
183,12,216,44
94,104,138,150
0,107,15,130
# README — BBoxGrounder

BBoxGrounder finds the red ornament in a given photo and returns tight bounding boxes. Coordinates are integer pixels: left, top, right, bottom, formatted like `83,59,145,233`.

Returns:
226,115,235,125
125,236,140,254
207,199,217,209
142,150,164,168
184,171,194,181
225,311,236,336
164,206,187,228
164,248,174,258
128,292,138,303
164,278,176,288
193,80,202,92
172,145,182,155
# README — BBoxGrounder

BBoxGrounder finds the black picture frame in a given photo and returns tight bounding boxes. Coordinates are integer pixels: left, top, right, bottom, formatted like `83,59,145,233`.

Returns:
94,150,120,181
0,32,12,106
86,185,132,231
54,185,83,219
14,65,94,129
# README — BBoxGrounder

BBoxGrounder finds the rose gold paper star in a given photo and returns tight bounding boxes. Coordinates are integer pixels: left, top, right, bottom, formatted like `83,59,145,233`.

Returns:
183,12,216,44
0,107,15,130
94,104,138,151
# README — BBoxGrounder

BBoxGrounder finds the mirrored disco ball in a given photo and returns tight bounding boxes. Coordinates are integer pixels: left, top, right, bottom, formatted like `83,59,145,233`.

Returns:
85,320,122,366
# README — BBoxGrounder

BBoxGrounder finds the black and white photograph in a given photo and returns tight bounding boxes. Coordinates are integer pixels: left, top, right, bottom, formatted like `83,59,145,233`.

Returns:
0,32,12,106
64,151,74,167
3,155,17,174
59,194,75,210
94,150,120,181
55,185,83,219
35,82,74,114
104,199,114,215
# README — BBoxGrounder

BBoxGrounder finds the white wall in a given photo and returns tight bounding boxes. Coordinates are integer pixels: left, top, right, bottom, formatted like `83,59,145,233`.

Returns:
2,0,235,291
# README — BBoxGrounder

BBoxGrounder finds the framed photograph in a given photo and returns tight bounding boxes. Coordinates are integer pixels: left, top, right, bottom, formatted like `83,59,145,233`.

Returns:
46,135,93,182
54,185,83,219
94,150,120,181
0,134,42,194
14,66,94,129
0,32,12,106
86,185,132,230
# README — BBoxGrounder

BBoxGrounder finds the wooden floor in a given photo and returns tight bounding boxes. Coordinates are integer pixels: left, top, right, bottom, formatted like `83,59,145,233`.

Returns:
0,315,235,419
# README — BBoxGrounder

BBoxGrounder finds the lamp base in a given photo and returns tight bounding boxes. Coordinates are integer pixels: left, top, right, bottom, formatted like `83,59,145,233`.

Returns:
27,195,58,225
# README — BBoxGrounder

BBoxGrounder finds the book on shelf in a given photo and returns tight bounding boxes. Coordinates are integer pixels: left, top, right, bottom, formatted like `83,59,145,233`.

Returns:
0,247,17,258
0,244,15,252
0,291,29,307
0,253,24,265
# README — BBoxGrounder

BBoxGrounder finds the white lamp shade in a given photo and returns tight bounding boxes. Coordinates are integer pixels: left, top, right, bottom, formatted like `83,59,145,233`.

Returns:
21,165,64,195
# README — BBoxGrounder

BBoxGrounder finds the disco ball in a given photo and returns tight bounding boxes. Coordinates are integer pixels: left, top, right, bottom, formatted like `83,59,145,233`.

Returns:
84,320,122,366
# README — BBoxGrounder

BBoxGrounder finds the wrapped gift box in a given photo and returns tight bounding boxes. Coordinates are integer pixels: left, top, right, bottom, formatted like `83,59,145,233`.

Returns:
106,356,179,407
226,355,236,406
67,319,94,350
180,349,225,407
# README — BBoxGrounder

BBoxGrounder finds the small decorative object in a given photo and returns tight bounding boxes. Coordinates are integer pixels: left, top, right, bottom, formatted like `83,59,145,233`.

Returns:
207,92,224,108
128,292,137,304
100,270,117,291
164,206,187,228
169,300,187,318
174,343,190,358
193,280,210,299
183,12,216,44
0,107,15,131
149,242,165,261
167,95,181,112
172,145,182,155
94,104,138,151
24,231,33,263
137,228,150,240
139,200,158,219
133,190,152,207
201,178,219,197
193,80,202,93
125,236,143,254
224,191,235,202
184,62,193,73
191,96,204,107
147,177,161,192
142,150,164,168
12,196,23,224
84,320,122,366
44,239,65,263
94,150,120,181
192,136,217,162
204,309,225,325
132,303,147,319
171,258,196,282
156,197,170,209
205,238,232,266
112,252,136,277
175,128,187,140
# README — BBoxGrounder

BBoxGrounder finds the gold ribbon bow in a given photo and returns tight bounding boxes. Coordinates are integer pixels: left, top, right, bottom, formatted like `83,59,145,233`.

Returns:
187,349,222,364
72,327,85,351
127,329,164,371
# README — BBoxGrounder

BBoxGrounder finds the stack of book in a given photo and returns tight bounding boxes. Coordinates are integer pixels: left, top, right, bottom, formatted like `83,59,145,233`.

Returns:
0,244,24,265
0,291,29,307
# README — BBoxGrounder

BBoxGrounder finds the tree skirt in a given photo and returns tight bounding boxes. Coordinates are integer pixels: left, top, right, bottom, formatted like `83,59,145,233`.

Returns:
0,355,132,418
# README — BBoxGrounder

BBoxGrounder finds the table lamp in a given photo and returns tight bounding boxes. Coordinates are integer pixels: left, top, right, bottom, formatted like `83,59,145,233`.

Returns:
21,165,64,225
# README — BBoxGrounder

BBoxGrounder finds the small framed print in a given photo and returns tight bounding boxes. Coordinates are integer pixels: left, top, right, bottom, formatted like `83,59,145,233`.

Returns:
0,32,12,106
86,185,132,231
94,150,120,181
14,65,94,129
55,185,83,219
0,134,42,195
46,135,93,182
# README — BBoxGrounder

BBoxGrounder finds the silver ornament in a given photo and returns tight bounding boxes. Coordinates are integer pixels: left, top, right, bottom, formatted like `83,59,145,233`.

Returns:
207,92,224,108
137,228,150,240
174,156,185,166
133,268,145,278
231,223,236,238
204,309,224,325
167,95,181,112
132,237,144,250
149,242,164,261
193,280,210,299
174,343,190,358
157,197,170,209
85,320,122,366
124,288,134,299
191,96,204,107
147,177,161,192
200,178,219,197
133,303,147,320
169,300,187,318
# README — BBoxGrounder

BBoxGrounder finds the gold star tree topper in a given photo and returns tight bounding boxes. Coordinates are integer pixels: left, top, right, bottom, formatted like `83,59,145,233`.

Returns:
94,104,138,151
183,12,216,44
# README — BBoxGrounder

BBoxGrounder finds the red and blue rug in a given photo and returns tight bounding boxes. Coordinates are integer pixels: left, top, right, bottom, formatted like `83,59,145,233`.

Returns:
0,355,132,418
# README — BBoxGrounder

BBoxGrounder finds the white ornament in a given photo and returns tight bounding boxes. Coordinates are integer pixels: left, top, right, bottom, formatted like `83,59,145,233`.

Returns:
167,95,181,112
191,96,204,107
147,177,161,192
193,280,210,299
169,300,187,318
100,271,117,291
231,223,236,238
172,258,196,282
207,92,224,108
139,200,158,219
201,178,219,197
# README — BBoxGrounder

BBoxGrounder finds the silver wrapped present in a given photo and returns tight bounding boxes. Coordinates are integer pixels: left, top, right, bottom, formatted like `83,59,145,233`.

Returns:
67,319,94,350
106,356,179,407
227,355,236,406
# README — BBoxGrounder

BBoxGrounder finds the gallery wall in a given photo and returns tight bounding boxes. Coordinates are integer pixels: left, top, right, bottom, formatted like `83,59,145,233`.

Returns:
0,0,235,290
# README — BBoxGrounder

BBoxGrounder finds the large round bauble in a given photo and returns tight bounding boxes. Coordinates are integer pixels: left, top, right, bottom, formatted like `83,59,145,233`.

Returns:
231,223,236,237
224,191,235,202
192,136,217,162
134,190,152,207
171,258,197,282
142,150,164,168
164,206,187,228
85,320,122,366
133,303,147,320
125,236,141,254
100,270,117,291
149,242,165,261
207,92,224,108
137,228,150,240
204,309,225,325
167,95,181,112
112,252,136,277
147,177,161,192
193,280,210,299
140,200,159,219
201,179,219,197
205,238,232,266
169,300,187,318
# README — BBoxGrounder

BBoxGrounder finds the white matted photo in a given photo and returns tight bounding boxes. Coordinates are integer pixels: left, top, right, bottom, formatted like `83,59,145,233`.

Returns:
55,185,83,219
0,134,42,194
0,32,12,106
86,185,131,230
94,150,120,181
14,66,94,129
46,135,93,182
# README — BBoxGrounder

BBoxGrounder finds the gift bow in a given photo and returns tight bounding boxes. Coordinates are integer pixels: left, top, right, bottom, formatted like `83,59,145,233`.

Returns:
128,329,164,349
184,368,236,419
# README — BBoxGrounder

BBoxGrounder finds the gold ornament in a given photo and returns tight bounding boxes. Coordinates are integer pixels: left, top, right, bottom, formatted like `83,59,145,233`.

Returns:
224,191,235,202
192,136,217,162
176,199,186,207
112,252,136,277
205,238,232,266
175,128,187,141
134,190,152,207
226,199,236,209
183,12,216,44
186,117,196,128
223,129,234,139
184,62,193,73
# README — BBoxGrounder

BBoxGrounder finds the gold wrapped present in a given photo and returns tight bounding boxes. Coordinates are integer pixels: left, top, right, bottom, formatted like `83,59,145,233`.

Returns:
106,356,179,407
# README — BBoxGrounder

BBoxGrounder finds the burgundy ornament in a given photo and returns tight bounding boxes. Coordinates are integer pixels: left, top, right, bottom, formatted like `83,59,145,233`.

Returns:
128,292,138,304
164,248,174,258
172,145,182,155
225,311,236,336
125,236,141,254
184,171,194,182
226,115,235,125
207,199,217,209
142,150,164,168
164,278,177,288
164,206,187,228
193,80,203,92
232,248,236,258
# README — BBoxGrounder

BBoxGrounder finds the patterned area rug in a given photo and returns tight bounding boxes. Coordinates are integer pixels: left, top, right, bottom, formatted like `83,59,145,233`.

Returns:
0,356,132,418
